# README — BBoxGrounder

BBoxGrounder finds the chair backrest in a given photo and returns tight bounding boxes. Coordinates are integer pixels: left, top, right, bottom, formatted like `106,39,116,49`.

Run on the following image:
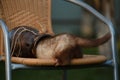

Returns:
0,0,53,55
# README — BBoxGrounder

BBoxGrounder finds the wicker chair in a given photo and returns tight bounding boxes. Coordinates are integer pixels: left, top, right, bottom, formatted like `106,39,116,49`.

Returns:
0,0,119,80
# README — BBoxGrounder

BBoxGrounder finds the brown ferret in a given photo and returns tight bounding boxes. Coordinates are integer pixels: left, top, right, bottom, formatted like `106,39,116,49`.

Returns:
36,33,110,66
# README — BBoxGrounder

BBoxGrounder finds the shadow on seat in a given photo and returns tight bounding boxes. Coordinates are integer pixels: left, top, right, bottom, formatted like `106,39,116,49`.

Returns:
0,0,119,80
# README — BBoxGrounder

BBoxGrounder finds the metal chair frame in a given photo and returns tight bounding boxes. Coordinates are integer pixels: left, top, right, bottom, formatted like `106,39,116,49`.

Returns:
0,0,119,80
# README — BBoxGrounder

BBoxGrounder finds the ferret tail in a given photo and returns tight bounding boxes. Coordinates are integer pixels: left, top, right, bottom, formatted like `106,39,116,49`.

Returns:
76,32,111,47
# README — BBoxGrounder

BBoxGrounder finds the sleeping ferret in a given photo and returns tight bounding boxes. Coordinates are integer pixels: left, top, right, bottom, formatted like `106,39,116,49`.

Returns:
36,33,110,66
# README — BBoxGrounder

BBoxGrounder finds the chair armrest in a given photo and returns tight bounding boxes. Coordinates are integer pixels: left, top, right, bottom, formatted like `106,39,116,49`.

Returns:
0,19,10,57
66,0,119,80
0,19,11,80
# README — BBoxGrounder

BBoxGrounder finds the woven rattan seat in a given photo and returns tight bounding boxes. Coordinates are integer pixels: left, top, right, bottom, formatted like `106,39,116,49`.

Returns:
0,0,108,66
1,55,107,66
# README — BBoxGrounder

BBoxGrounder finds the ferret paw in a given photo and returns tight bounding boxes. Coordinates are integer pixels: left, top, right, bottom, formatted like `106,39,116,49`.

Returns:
54,58,70,66
54,59,63,66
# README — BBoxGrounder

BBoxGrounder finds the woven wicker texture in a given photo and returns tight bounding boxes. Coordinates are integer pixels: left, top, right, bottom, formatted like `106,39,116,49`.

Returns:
1,55,107,66
0,1,3,54
0,0,107,66
0,0,53,34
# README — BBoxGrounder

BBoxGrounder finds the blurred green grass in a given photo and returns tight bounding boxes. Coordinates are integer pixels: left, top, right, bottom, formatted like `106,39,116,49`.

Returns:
0,62,113,80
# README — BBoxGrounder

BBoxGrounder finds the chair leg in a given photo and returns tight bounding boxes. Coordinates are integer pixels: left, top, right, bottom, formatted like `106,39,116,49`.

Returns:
5,60,12,80
113,64,119,80
5,62,12,80
62,70,67,80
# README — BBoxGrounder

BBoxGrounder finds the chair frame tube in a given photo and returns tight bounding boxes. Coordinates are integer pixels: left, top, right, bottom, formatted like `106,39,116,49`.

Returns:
66,0,119,80
0,19,11,80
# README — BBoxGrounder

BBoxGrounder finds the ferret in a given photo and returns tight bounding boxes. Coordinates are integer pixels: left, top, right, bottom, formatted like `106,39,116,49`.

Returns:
36,33,110,66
